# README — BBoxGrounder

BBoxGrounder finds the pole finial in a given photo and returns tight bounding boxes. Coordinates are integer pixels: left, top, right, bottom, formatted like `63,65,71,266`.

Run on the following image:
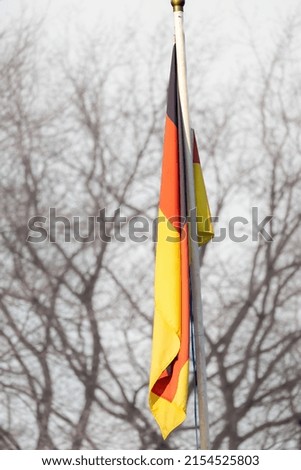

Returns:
171,0,185,12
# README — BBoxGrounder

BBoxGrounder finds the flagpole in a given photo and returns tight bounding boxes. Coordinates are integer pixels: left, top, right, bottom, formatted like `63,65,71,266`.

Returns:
170,0,210,450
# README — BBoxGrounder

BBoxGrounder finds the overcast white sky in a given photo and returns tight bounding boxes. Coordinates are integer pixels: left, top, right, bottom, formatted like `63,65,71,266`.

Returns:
1,0,300,104
1,0,300,37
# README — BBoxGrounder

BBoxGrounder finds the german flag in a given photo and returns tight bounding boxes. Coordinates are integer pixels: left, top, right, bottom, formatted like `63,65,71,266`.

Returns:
149,45,213,439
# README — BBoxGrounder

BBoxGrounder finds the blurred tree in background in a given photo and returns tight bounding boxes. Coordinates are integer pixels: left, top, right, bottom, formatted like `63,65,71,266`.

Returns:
0,11,300,450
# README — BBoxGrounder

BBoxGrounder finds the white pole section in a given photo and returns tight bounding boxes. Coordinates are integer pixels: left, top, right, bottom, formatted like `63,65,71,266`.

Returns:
172,6,210,450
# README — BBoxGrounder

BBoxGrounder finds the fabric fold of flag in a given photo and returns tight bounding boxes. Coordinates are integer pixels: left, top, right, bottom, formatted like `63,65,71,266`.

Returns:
192,130,214,246
149,45,214,439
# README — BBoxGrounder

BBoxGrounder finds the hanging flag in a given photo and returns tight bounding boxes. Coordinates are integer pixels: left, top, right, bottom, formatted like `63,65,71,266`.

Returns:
192,130,214,246
149,45,214,439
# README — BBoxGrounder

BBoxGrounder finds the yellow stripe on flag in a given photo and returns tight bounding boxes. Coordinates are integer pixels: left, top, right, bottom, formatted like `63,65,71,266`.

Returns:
193,132,214,245
149,209,189,439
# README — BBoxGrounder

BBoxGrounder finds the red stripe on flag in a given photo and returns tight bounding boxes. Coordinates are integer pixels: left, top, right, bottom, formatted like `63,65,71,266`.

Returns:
159,115,180,225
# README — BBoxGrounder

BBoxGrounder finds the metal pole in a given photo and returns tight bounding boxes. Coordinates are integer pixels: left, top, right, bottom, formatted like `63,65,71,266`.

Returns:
171,0,210,450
